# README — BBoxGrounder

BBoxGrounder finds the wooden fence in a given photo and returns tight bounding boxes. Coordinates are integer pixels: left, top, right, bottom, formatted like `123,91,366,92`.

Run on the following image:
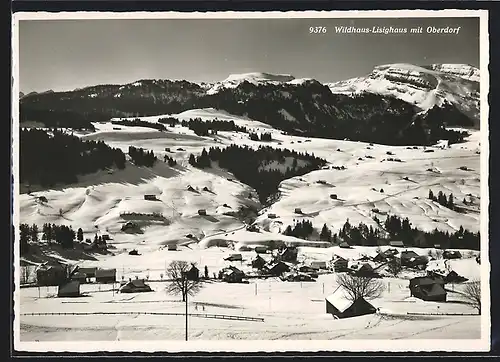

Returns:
407,312,478,316
20,311,264,322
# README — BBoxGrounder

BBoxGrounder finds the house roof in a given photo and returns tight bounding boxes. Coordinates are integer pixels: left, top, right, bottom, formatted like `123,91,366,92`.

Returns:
390,241,405,247
325,286,354,313
401,250,419,258
58,280,80,293
425,283,447,297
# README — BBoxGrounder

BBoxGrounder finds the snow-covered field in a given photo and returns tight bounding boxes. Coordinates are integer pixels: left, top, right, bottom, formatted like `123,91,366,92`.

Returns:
17,108,484,343
20,268,480,342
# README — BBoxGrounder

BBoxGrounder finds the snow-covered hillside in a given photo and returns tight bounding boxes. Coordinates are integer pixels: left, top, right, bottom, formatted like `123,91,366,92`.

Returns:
327,63,480,122
20,109,481,253
205,72,296,95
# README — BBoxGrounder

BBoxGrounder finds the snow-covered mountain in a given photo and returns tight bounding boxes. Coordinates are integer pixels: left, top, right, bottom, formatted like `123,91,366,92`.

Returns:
204,72,307,95
327,63,480,122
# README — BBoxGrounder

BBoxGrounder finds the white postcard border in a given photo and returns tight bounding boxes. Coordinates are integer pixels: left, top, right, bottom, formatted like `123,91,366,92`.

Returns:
11,9,490,353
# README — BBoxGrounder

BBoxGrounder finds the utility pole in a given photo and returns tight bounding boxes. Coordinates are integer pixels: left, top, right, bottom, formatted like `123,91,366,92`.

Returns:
184,273,188,341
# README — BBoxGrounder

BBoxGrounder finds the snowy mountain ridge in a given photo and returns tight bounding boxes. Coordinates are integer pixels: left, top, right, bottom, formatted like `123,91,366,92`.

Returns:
327,63,480,122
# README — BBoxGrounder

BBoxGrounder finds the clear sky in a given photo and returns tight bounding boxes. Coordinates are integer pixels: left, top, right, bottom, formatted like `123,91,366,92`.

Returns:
18,17,480,94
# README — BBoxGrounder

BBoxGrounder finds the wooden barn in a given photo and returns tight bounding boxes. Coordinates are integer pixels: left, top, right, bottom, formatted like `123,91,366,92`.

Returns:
325,286,377,319
119,279,152,293
95,268,117,283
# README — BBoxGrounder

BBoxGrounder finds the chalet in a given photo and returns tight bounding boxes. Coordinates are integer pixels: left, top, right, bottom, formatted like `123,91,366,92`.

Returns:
198,209,207,216
325,286,377,319
220,266,245,283
372,252,387,263
186,264,200,281
225,254,243,262
187,185,197,192
251,255,266,270
389,241,405,248
443,250,462,260
119,279,152,293
144,194,157,201
278,246,298,262
294,208,303,214
128,249,140,256
57,280,81,297
254,246,268,254
167,244,177,251
409,276,447,302
267,261,290,276
333,257,349,272
268,213,278,219
339,242,351,249
330,194,338,200
95,268,117,284
36,261,68,286
400,250,420,267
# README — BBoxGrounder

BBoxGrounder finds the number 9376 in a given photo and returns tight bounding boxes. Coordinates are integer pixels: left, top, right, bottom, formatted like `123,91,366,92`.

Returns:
309,26,327,34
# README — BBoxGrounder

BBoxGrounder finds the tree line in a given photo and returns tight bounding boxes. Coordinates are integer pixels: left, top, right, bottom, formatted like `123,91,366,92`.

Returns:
188,145,327,203
128,146,158,167
249,132,272,141
428,189,456,210
20,223,111,255
20,129,126,188
296,214,479,250
112,118,166,132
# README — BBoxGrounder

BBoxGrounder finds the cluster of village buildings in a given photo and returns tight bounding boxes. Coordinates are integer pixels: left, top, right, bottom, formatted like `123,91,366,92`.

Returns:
22,239,473,319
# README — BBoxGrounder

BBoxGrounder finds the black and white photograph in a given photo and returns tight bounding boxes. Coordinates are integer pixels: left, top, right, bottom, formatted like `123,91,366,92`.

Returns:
12,10,489,352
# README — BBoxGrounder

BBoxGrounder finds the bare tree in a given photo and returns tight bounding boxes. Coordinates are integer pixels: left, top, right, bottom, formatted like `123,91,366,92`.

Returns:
165,260,203,302
463,279,481,314
336,274,385,302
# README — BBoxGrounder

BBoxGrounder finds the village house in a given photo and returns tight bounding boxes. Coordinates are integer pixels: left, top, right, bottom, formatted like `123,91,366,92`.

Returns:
443,250,462,260
144,194,158,201
333,257,349,272
251,255,266,270
186,264,200,281
409,276,447,302
267,213,277,219
70,271,88,284
266,261,291,276
57,280,81,298
119,279,152,293
167,244,178,251
95,268,117,283
78,267,97,279
400,250,420,267
354,263,380,278
294,208,303,214
198,209,207,216
325,286,377,319
220,266,245,283
36,260,69,286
